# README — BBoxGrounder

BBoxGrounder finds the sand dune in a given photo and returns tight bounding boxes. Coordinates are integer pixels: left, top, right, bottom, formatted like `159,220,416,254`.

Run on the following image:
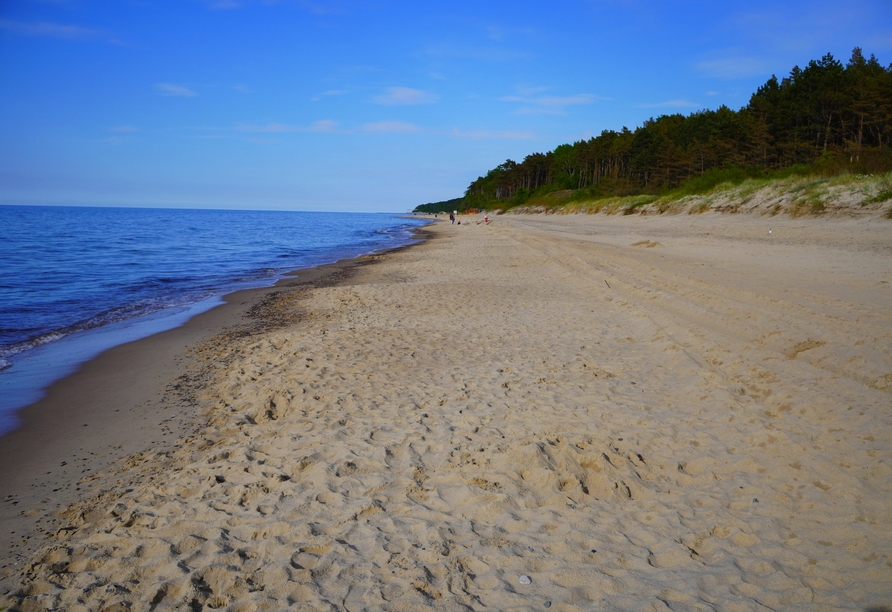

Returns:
2,212,890,611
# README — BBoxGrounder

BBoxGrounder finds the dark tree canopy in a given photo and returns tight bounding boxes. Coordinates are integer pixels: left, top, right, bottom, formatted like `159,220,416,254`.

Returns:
417,49,892,213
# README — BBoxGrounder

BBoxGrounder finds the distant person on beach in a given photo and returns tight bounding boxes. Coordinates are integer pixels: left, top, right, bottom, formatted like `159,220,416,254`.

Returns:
449,213,455,224
484,214,489,223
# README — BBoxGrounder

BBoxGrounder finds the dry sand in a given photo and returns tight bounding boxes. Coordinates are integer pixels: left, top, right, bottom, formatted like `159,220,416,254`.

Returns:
1,213,890,611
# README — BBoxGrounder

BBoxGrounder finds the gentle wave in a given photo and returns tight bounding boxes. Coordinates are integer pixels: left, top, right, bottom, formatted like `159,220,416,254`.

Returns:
0,207,429,370
0,290,218,364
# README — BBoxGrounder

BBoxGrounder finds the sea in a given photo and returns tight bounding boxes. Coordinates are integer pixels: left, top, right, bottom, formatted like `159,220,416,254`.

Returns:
0,205,430,435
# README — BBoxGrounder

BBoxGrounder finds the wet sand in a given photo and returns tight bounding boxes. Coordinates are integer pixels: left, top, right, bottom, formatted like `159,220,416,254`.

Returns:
1,215,890,611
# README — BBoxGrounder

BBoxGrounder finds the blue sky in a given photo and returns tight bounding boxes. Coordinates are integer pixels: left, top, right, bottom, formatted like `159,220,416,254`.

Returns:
1,1,890,212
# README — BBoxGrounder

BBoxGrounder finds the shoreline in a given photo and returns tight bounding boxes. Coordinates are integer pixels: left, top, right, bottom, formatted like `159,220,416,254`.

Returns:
0,213,431,436
0,231,431,574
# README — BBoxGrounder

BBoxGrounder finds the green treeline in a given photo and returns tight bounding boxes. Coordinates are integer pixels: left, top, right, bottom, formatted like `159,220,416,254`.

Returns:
415,49,892,213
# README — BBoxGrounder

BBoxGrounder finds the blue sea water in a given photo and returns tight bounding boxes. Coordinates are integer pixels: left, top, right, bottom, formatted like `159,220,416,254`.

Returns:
0,205,429,434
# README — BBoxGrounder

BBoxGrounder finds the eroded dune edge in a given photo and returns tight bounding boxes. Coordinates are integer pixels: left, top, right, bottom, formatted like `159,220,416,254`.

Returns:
2,214,891,611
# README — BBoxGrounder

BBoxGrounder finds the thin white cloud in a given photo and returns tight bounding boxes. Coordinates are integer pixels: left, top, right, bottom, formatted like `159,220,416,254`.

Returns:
232,84,254,94
101,126,140,144
485,25,536,42
361,121,421,134
373,87,438,106
236,120,338,133
311,89,349,101
200,0,242,9
297,0,351,16
238,123,300,133
449,128,535,140
514,86,549,97
425,42,526,62
308,119,338,132
502,94,599,107
696,56,772,80
501,93,599,115
636,99,702,109
156,83,198,97
515,107,564,116
0,19,100,39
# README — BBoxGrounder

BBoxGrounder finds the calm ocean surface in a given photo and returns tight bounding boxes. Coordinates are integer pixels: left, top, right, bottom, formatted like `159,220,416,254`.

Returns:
0,205,429,434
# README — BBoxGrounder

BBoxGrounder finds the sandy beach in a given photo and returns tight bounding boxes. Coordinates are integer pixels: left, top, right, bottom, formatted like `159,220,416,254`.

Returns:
1,213,890,611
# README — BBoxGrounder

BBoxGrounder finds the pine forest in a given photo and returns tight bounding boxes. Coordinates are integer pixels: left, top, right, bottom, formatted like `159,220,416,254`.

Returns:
415,49,892,213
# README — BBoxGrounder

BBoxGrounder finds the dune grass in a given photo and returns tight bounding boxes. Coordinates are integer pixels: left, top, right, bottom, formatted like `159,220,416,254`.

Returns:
515,171,892,218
